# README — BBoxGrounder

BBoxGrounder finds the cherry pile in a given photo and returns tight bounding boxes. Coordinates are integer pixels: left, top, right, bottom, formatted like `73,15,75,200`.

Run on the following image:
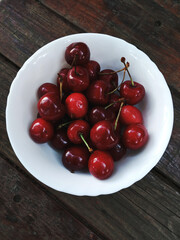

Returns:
29,42,148,180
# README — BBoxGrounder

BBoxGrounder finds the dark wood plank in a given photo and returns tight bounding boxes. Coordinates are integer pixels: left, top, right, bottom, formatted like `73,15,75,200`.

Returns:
40,0,180,92
0,0,82,67
0,155,102,240
154,0,180,17
0,55,180,239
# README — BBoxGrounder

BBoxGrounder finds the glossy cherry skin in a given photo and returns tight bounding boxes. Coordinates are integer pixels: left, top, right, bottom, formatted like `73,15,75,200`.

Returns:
37,83,59,99
50,128,71,150
108,93,121,113
84,60,100,81
67,66,89,92
110,141,126,161
122,124,148,150
67,120,90,144
120,105,143,125
57,68,70,92
86,80,109,106
88,106,115,125
62,146,89,172
29,118,54,143
99,69,118,92
38,92,65,121
65,93,88,119
90,120,118,150
88,150,114,180
119,80,145,105
65,42,90,66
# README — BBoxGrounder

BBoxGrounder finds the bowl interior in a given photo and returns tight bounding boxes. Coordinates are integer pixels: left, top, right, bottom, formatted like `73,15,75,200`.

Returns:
6,33,173,196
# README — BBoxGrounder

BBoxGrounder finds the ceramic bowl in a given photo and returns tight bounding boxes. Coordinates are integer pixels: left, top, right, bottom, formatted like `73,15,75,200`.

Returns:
6,33,174,196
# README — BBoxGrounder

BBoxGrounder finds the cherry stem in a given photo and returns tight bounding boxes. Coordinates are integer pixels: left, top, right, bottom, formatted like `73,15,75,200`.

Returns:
57,74,63,101
114,101,124,131
121,58,134,86
98,67,126,75
79,133,93,153
71,54,80,76
57,121,73,129
104,98,124,110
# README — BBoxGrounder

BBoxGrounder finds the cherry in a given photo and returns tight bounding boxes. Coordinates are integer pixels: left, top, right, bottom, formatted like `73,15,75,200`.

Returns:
29,118,54,143
90,120,118,150
57,68,70,92
88,106,115,125
84,60,100,81
108,93,122,113
119,80,145,105
99,69,118,92
50,128,71,150
38,92,65,121
122,124,148,150
67,66,89,92
88,150,114,180
110,141,126,161
62,146,89,172
86,80,109,106
65,42,90,66
120,105,143,125
65,93,88,119
67,120,90,144
37,83,59,99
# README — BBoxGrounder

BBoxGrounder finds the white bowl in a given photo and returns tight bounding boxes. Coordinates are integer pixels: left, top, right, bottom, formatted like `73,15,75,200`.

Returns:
6,33,174,196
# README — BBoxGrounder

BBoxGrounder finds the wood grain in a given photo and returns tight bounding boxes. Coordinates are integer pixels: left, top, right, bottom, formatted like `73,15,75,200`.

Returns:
0,155,102,240
0,55,180,239
40,0,180,92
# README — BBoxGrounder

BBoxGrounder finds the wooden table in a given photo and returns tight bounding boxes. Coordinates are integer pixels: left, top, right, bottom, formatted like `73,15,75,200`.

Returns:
0,0,180,239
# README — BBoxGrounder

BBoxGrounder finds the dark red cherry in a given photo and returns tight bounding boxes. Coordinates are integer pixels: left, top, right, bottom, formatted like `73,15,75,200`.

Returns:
90,120,118,150
50,128,71,150
67,120,90,144
88,150,114,180
110,141,126,161
88,106,115,125
65,93,88,119
119,80,145,105
122,124,148,150
57,68,70,92
84,60,100,81
62,146,89,172
86,80,109,106
38,92,65,121
38,83,59,99
99,69,118,92
120,105,143,125
67,66,89,92
29,118,54,143
108,93,122,113
65,42,90,66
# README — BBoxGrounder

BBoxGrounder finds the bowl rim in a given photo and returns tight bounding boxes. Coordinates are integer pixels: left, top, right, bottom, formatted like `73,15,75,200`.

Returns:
6,33,174,196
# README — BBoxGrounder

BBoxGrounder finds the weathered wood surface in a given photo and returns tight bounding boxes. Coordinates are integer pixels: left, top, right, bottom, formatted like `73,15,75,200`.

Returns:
0,0,180,239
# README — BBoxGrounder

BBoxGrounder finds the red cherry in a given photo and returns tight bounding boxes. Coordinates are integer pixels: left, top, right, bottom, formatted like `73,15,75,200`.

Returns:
29,118,54,143
99,69,118,92
62,146,89,172
86,80,109,106
90,120,118,150
57,68,70,92
65,42,90,66
119,80,145,105
38,92,65,121
65,93,88,119
67,66,89,92
37,83,59,99
120,105,143,125
122,124,148,150
50,128,71,150
88,150,114,180
110,141,126,161
88,106,115,125
84,60,100,81
67,120,90,144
